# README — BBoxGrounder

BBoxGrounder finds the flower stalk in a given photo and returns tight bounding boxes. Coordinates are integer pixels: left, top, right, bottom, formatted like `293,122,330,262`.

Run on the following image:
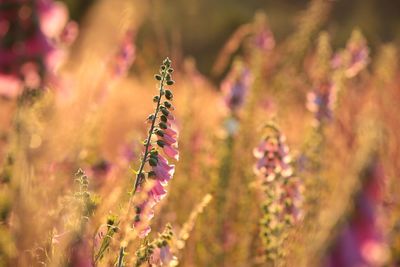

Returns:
132,58,175,194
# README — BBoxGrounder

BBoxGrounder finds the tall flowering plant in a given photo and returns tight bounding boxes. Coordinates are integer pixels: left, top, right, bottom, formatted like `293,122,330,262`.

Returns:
131,57,179,238
93,58,179,265
253,124,303,263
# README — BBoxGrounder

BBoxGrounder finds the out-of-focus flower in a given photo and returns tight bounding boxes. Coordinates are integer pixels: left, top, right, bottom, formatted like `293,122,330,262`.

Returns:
332,29,370,79
134,224,175,267
0,0,76,98
70,239,94,267
221,60,252,114
306,81,337,124
112,30,136,78
254,125,303,262
306,32,337,126
150,245,176,266
252,12,275,52
324,161,389,267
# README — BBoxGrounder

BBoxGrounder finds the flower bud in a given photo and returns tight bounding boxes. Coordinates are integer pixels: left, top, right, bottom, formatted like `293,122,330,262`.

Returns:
134,214,141,222
135,206,141,214
149,157,158,166
161,109,169,116
159,122,167,129
164,101,172,109
154,74,162,81
155,129,164,136
165,90,173,100
156,140,165,147
166,80,174,86
160,115,168,123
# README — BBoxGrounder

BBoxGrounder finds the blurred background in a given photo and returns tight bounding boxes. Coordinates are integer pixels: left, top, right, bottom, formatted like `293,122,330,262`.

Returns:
62,0,400,77
1,0,400,266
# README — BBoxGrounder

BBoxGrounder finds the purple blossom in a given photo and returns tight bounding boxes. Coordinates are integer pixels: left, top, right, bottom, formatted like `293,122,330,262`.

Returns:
0,0,75,97
254,127,304,260
221,62,252,113
112,30,135,78
254,131,303,222
306,81,337,124
253,22,275,52
331,30,370,78
324,161,389,267
150,245,175,266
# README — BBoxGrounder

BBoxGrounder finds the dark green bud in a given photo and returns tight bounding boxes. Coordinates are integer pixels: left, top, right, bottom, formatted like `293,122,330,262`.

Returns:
153,96,159,103
161,109,169,116
165,90,173,100
107,216,116,226
160,115,168,123
163,58,171,66
168,68,173,73
166,74,171,81
149,157,158,166
159,122,167,129
155,129,164,136
148,171,156,178
166,80,174,86
156,140,165,147
164,101,172,108
154,74,162,81
135,206,141,214
134,214,141,222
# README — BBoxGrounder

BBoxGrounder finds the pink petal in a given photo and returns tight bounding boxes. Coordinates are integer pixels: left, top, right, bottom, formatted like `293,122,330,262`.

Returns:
163,145,179,161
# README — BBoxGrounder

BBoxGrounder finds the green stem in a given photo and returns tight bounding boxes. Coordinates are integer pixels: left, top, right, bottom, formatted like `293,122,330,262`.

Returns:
117,246,125,267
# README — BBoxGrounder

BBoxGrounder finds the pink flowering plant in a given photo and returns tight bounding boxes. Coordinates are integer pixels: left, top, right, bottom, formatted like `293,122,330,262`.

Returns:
254,123,303,263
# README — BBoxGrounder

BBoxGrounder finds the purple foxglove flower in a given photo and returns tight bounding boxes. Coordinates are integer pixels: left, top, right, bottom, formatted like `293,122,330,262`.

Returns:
254,126,304,261
306,81,337,124
324,161,389,267
0,0,75,98
221,61,252,113
112,30,135,78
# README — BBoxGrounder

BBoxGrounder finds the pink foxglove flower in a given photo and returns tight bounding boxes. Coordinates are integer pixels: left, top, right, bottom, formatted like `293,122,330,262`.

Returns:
0,0,75,98
254,125,303,261
112,30,136,77
133,58,179,238
332,30,370,79
324,160,389,267
252,12,275,52
150,245,175,266
221,60,252,114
